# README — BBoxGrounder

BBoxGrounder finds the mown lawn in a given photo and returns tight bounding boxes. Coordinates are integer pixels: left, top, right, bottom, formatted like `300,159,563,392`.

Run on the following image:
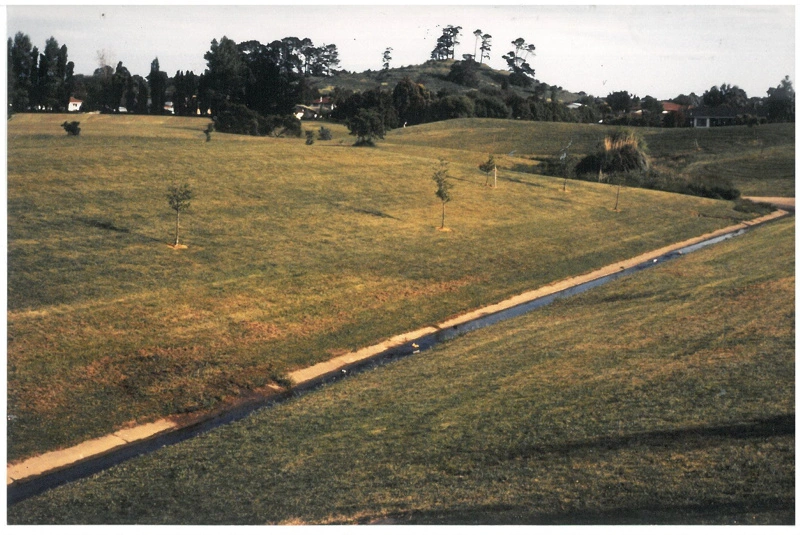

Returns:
6,113,785,461
8,215,794,525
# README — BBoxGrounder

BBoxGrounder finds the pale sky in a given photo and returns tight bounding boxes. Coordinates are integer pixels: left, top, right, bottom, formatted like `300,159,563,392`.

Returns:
5,3,797,100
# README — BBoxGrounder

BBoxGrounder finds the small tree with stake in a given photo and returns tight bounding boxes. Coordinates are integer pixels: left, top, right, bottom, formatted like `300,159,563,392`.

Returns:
479,154,496,187
432,158,453,230
167,183,192,248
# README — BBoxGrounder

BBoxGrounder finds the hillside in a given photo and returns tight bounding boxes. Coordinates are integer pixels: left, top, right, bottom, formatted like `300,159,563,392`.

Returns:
5,113,770,463
309,59,582,102
9,203,794,524
386,119,795,197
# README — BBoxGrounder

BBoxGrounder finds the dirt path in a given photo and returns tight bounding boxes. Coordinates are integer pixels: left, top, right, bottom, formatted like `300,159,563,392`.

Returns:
7,208,791,496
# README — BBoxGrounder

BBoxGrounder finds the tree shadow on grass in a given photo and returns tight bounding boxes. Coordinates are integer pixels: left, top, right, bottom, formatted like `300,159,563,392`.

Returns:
394,496,795,525
515,414,795,457
72,216,166,244
503,176,546,188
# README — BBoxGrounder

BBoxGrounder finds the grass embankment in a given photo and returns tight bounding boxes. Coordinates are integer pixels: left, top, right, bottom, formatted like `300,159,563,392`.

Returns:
9,215,794,525
5,114,783,461
389,118,795,197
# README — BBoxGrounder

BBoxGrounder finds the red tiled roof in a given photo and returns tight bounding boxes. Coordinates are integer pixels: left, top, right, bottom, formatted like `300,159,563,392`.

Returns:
661,101,686,112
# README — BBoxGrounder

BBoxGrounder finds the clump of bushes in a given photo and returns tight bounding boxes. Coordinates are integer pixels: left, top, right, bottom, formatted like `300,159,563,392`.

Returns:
529,128,740,201
61,121,81,136
213,103,302,138
318,126,332,140
575,129,649,176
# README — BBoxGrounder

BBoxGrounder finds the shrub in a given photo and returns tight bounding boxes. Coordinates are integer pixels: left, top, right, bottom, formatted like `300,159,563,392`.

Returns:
275,115,302,138
213,104,263,136
318,126,332,141
61,121,81,136
213,104,302,138
733,198,774,215
575,129,649,176
472,95,511,119
686,174,740,200
346,108,386,146
433,95,475,121
305,130,315,145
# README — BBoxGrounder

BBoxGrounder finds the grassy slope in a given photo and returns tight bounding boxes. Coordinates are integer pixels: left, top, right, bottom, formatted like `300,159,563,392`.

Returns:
388,118,795,197
6,114,788,461
9,214,794,525
309,59,582,102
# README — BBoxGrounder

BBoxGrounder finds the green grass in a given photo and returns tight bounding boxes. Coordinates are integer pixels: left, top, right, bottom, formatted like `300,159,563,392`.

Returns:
8,215,794,525
389,118,795,197
6,113,790,461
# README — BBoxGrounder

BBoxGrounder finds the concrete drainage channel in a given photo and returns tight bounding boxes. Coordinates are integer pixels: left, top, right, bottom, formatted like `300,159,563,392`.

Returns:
7,211,789,506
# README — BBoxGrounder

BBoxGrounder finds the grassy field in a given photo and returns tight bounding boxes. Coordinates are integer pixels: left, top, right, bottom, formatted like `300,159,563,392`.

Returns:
388,118,795,197
8,213,794,525
6,113,791,462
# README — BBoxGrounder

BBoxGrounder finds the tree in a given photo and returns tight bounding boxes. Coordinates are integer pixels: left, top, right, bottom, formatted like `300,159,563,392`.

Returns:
472,29,482,59
110,61,130,112
702,83,748,108
147,58,167,114
606,90,633,114
479,34,492,64
446,58,480,88
382,47,393,71
203,36,247,115
167,183,192,247
346,108,386,146
503,37,536,87
430,25,462,60
432,158,453,229
172,70,199,116
766,76,795,122
392,77,432,125
8,32,35,112
479,154,496,187
34,37,66,111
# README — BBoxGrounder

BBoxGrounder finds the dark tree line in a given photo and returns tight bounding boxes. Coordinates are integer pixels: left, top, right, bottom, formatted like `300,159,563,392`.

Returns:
7,31,339,119
8,32,74,112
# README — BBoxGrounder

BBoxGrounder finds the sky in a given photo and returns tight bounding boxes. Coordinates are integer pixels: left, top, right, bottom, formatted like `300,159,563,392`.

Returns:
5,2,797,101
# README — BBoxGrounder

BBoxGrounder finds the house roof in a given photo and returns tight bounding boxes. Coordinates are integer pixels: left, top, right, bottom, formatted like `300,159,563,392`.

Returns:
660,101,686,113
69,97,83,103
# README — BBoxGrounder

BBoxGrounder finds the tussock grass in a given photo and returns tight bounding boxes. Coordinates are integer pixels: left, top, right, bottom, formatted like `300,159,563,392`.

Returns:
8,217,794,525
6,114,787,461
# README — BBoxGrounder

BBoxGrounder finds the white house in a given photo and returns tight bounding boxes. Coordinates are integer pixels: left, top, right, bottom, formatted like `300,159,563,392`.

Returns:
68,97,83,112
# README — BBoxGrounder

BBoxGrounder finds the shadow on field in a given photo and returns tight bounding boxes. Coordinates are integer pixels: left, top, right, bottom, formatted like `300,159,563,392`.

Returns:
334,204,400,220
512,414,794,457
397,496,795,525
503,176,546,188
72,216,165,244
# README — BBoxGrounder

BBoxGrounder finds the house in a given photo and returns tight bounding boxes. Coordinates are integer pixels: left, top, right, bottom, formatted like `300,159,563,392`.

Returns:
293,104,320,120
311,96,335,114
163,101,175,114
566,102,583,110
687,105,766,127
68,97,83,112
660,101,687,114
